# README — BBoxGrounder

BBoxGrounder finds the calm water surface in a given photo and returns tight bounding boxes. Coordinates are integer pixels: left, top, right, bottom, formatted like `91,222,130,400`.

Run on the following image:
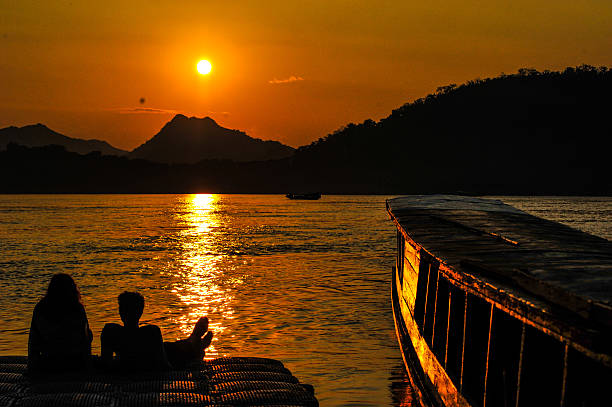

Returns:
0,195,610,406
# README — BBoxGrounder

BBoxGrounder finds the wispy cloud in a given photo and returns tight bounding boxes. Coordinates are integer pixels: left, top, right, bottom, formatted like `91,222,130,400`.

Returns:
268,76,304,84
115,107,178,115
109,108,231,119
207,110,230,117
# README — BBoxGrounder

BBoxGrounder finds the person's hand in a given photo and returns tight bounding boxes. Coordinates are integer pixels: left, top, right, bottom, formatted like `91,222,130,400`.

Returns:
201,331,213,349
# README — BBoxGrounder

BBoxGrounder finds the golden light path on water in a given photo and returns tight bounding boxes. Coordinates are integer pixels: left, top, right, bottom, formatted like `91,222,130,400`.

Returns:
168,194,238,358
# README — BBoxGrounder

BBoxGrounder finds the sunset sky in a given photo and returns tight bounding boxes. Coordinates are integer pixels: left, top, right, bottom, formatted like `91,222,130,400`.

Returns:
1,1,611,150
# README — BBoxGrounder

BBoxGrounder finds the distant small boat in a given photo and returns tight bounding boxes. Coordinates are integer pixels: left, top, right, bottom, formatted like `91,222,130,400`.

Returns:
285,192,322,200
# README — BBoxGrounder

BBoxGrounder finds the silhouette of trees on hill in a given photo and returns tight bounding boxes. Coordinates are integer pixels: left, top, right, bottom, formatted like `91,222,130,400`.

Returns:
0,143,294,194
291,65,611,194
1,66,610,195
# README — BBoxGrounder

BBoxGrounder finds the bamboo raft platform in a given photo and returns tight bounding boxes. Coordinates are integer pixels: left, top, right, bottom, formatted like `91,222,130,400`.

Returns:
387,195,612,407
0,356,318,406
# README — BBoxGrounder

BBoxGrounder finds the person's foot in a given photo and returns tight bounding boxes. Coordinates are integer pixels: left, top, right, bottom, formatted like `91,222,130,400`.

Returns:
189,317,208,340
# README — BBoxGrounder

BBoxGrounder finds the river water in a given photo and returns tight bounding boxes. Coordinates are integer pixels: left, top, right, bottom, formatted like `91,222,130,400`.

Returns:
0,195,610,406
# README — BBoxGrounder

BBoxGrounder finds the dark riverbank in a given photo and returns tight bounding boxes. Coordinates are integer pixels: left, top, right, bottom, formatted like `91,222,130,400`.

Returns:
1,141,609,195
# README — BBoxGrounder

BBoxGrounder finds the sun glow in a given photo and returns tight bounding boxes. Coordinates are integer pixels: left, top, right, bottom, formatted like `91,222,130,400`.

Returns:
197,60,212,75
192,193,215,209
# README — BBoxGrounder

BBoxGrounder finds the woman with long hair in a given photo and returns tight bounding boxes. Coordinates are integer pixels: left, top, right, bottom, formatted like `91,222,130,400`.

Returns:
27,273,93,374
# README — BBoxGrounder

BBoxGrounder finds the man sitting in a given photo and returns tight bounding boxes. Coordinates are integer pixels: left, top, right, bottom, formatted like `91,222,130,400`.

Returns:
101,291,213,370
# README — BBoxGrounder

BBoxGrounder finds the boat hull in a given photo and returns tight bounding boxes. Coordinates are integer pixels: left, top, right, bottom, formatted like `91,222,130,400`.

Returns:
388,196,612,407
392,265,469,407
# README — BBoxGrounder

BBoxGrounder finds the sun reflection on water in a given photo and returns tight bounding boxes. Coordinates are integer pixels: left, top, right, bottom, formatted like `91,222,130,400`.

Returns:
167,194,238,359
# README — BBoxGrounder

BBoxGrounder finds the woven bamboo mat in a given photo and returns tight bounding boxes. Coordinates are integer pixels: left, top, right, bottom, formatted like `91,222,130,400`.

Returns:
0,356,318,406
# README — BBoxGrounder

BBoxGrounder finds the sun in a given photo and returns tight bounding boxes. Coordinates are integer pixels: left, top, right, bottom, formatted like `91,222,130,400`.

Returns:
197,60,212,75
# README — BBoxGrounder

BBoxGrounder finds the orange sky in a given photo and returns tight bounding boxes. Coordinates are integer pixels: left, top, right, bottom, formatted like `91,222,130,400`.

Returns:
1,1,611,150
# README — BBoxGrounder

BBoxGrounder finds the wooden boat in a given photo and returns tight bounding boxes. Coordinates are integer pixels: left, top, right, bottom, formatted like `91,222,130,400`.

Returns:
285,192,322,200
387,195,612,407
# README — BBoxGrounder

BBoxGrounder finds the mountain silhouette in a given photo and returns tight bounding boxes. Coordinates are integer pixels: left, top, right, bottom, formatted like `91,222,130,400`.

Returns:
1,66,610,195
0,123,127,156
129,114,295,164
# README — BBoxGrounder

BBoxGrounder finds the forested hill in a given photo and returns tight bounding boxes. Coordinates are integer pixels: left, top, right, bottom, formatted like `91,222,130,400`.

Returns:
291,65,612,194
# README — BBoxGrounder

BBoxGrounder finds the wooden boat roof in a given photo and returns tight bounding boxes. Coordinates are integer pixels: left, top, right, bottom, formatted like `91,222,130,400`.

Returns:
387,195,612,344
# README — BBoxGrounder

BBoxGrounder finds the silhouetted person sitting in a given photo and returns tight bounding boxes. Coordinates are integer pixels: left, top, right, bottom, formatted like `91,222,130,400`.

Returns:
100,291,212,371
27,273,93,375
